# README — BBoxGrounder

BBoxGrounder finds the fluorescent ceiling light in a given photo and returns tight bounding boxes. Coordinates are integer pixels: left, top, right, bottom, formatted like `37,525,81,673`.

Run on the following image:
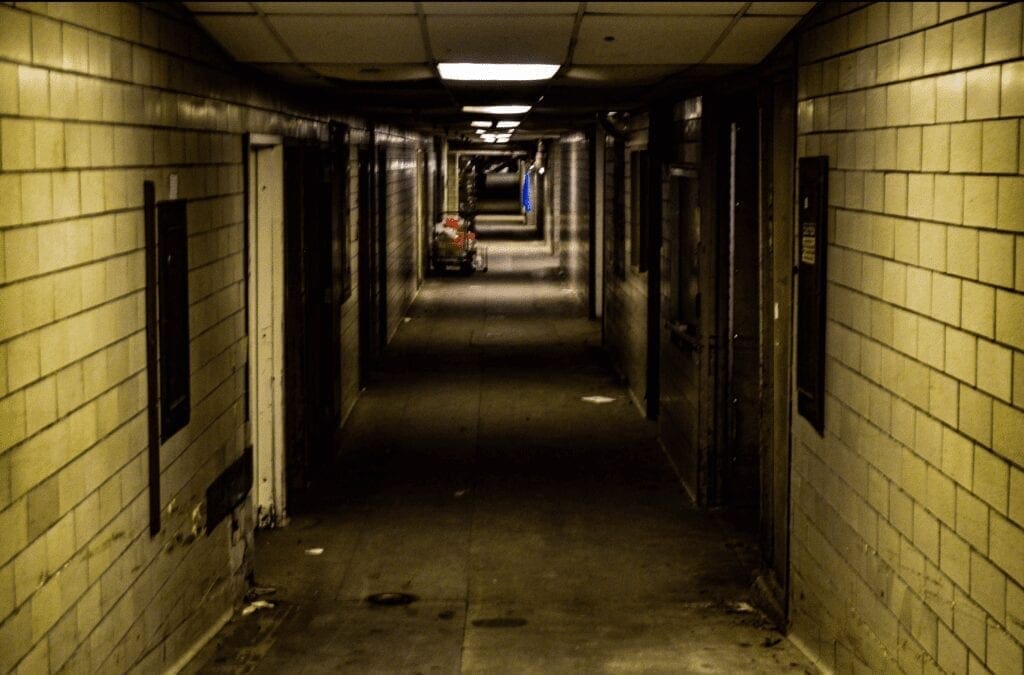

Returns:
495,121,520,129
439,63,559,81
475,128,488,134
463,105,532,115
470,120,492,128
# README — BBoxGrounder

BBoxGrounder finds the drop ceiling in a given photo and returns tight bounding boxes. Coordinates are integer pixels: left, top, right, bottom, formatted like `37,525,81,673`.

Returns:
185,1,817,139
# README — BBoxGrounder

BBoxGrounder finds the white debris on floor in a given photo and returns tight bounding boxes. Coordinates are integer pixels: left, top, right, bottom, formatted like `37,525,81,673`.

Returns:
581,396,616,404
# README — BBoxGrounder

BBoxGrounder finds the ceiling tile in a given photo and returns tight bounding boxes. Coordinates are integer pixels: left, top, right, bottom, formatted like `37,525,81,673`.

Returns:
563,65,682,84
268,15,426,63
706,16,801,63
422,2,579,14
746,2,818,15
184,2,252,13
311,64,435,81
574,15,731,64
197,15,291,62
427,15,575,62
255,64,324,85
585,2,744,14
254,2,417,14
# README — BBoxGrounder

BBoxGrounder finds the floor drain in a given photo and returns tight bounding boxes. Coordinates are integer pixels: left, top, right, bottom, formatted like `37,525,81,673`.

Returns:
471,617,528,628
365,592,418,606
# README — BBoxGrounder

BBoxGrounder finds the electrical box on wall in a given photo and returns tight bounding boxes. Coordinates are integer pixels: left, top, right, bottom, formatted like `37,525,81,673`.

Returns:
796,156,828,435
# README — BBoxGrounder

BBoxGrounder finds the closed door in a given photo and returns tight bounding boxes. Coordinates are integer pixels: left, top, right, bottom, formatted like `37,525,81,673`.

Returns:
660,172,705,497
720,106,761,507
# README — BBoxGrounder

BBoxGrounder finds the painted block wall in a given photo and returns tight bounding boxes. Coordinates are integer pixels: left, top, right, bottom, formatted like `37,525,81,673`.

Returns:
381,135,423,345
602,120,651,412
553,133,591,301
790,2,1024,672
0,3,425,672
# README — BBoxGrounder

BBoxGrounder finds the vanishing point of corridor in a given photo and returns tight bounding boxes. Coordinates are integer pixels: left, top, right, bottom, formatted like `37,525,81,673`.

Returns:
188,240,812,673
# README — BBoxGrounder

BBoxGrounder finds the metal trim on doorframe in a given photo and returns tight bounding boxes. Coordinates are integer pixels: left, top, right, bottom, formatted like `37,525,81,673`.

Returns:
143,180,161,536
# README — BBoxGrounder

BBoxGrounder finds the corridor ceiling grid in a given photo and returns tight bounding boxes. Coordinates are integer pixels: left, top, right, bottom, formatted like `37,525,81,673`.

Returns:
185,2,816,136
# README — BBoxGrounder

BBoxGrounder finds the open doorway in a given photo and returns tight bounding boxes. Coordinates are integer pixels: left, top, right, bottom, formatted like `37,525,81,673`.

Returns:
246,134,287,528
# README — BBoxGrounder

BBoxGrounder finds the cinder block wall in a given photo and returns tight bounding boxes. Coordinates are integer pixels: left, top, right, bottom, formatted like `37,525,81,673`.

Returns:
603,119,650,410
791,2,1024,671
0,3,424,672
553,133,590,299
381,135,423,344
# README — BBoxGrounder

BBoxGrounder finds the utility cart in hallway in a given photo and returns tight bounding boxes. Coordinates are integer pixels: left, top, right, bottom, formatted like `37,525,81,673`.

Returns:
431,214,487,275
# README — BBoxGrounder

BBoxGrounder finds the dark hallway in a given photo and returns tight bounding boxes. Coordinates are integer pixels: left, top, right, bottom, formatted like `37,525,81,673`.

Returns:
188,241,811,673
2,2,1023,673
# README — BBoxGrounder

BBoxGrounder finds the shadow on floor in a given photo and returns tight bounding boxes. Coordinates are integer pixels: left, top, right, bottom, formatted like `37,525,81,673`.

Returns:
187,241,814,674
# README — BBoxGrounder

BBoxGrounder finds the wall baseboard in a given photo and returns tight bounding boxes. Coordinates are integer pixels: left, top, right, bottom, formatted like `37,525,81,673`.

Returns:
785,632,832,675
165,608,233,675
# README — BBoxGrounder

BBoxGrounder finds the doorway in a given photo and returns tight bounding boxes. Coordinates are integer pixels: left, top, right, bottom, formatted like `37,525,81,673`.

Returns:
246,134,286,528
357,144,387,385
758,73,797,620
717,99,761,509
661,168,706,501
282,141,344,498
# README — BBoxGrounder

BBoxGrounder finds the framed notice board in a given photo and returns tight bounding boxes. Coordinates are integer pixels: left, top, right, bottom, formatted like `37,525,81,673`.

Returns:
796,156,828,434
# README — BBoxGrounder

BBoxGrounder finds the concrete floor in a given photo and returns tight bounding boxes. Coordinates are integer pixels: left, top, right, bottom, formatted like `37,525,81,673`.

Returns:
187,241,815,674
474,214,538,240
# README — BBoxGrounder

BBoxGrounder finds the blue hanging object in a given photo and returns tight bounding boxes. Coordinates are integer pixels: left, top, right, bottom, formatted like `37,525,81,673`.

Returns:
522,171,532,213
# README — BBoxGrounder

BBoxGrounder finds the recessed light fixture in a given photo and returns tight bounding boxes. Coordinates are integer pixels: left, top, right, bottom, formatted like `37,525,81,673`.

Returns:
470,121,492,128
463,105,532,115
495,121,520,129
439,63,559,81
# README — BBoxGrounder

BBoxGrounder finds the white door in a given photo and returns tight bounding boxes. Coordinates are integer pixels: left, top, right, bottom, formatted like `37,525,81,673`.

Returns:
248,138,287,528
